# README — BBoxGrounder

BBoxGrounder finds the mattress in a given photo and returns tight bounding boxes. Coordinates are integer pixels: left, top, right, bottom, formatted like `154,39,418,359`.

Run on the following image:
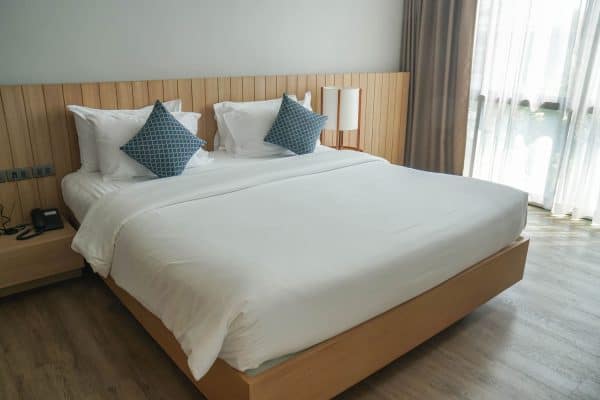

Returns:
62,149,332,222
69,150,528,380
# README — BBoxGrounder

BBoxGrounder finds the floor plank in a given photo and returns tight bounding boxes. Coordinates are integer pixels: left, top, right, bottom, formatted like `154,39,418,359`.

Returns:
1,207,599,399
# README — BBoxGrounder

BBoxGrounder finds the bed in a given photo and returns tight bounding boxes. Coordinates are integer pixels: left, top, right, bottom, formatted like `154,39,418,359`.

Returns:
7,72,526,399
63,148,529,399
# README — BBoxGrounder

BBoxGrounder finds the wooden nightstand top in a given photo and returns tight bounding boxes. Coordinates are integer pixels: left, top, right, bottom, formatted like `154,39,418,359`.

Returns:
0,223,77,254
0,222,82,295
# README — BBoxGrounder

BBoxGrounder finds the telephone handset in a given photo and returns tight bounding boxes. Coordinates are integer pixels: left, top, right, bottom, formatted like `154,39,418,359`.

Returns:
16,208,64,240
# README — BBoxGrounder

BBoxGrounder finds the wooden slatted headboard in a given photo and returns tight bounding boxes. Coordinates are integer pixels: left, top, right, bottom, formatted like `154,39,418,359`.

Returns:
0,72,409,224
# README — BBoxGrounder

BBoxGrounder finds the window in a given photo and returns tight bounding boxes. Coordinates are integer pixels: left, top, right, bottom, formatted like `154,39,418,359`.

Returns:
464,0,600,224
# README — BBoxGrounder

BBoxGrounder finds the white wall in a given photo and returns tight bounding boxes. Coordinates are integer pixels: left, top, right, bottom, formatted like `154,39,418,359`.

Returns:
0,0,403,84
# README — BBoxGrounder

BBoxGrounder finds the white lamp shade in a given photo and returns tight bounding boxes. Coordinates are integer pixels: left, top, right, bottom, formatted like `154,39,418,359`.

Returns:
339,88,360,130
321,87,360,131
322,87,339,130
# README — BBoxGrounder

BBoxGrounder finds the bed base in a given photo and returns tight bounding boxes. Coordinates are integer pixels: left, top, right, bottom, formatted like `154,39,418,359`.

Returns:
104,237,529,400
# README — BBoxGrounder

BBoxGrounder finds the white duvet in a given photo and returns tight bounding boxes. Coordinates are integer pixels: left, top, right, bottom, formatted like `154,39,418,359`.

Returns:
72,150,527,380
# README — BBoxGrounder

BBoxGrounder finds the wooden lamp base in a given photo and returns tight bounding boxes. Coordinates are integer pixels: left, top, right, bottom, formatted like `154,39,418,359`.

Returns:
336,130,362,152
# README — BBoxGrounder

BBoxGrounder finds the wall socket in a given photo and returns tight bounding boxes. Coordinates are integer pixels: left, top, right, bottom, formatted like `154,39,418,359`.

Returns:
4,168,32,181
0,165,54,183
32,165,55,178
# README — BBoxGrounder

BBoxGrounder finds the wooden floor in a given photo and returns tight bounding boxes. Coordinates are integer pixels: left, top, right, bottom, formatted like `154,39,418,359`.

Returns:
1,207,599,400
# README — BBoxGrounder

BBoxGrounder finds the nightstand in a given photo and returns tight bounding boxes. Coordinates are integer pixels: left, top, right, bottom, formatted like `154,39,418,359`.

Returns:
0,222,83,297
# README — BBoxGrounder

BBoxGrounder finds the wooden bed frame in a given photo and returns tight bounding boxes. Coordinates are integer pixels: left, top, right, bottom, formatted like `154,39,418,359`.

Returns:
105,237,529,400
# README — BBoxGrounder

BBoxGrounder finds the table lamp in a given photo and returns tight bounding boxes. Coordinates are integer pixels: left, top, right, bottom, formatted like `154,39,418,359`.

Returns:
321,86,362,150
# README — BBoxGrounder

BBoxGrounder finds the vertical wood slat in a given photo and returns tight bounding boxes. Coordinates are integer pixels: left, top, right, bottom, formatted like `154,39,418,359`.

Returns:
0,90,23,223
230,77,243,102
377,74,390,157
343,73,352,87
265,76,277,100
371,75,382,155
43,84,73,211
0,86,41,222
81,83,100,108
132,81,149,108
286,75,297,96
163,80,178,101
116,82,134,109
370,73,384,155
191,79,206,142
323,74,335,146
333,74,344,87
364,73,376,154
0,182,22,224
358,73,368,152
390,73,402,164
242,77,254,102
0,72,409,221
98,82,117,109
13,182,37,224
22,85,60,210
394,73,410,165
385,74,398,162
342,73,353,147
0,94,15,168
148,80,163,102
62,84,83,168
276,75,287,97
218,77,231,102
254,77,266,101
1,86,36,165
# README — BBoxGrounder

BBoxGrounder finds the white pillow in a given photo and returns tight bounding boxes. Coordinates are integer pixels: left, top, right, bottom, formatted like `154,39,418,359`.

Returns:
213,92,311,153
223,108,292,158
86,110,205,180
220,92,314,157
67,99,182,172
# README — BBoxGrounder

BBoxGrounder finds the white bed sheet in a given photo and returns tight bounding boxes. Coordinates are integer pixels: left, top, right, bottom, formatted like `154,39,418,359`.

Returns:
62,171,126,223
62,148,333,222
70,150,528,380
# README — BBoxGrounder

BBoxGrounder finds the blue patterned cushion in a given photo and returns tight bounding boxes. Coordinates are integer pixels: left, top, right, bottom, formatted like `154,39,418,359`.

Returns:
264,94,327,155
121,101,206,178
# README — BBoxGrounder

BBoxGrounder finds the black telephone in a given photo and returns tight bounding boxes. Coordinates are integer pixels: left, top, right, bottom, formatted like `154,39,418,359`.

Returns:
16,208,64,240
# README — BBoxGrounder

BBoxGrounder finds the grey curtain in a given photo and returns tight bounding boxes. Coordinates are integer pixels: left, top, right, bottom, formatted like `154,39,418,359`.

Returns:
400,0,478,175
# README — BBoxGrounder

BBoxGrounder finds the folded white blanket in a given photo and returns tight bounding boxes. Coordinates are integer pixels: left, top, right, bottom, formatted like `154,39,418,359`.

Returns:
73,150,380,276
72,150,527,380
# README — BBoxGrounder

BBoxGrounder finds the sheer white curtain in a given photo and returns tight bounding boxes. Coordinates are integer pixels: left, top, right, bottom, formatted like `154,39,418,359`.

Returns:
553,0,600,222
464,0,600,225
